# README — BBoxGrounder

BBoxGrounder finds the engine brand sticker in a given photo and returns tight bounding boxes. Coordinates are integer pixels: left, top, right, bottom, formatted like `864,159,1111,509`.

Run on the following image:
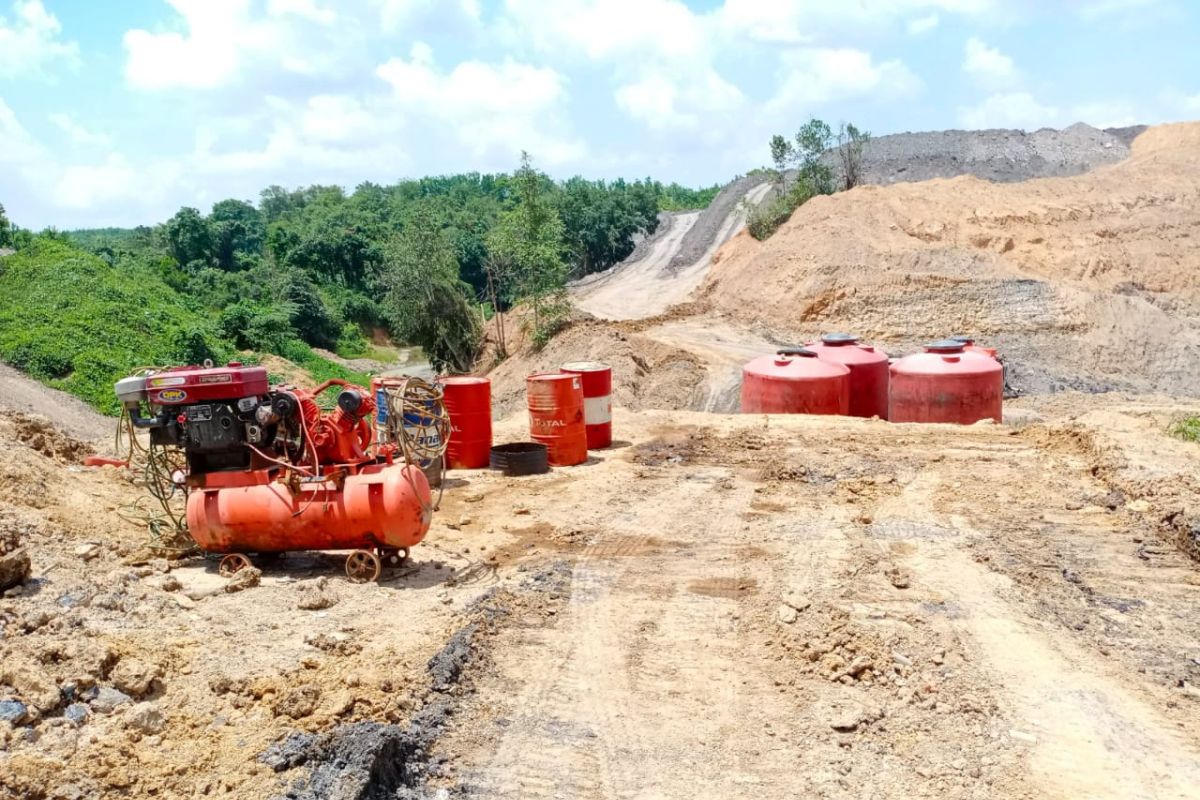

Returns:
156,389,188,402
185,405,213,422
237,396,258,412
150,376,187,387
199,374,234,384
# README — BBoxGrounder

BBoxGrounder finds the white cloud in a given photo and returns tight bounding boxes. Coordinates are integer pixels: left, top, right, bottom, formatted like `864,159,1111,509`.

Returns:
717,0,997,44
958,91,1060,129
0,0,79,79
48,113,112,147
907,13,940,33
1069,100,1141,129
376,44,584,165
768,48,922,112
963,37,1016,84
122,0,361,90
124,0,267,90
615,69,744,132
267,0,336,25
500,0,705,61
375,0,480,32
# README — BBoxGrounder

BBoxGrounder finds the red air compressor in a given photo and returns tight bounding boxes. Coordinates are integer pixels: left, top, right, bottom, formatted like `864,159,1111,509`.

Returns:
115,363,443,582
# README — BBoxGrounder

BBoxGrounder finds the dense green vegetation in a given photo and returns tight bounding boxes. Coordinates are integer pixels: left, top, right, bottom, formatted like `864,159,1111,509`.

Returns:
748,119,870,241
0,238,367,414
0,160,719,409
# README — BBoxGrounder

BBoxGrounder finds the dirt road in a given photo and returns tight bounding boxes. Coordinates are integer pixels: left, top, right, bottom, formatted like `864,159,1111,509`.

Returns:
429,408,1200,800
572,182,772,322
4,399,1200,798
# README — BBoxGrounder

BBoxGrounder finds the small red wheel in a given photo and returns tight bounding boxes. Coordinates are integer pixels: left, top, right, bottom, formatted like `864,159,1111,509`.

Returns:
346,550,382,583
377,547,410,567
219,553,252,577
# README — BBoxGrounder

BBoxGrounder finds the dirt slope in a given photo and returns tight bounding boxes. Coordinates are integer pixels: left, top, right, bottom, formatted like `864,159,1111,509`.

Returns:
0,362,112,443
698,122,1200,396
571,177,771,320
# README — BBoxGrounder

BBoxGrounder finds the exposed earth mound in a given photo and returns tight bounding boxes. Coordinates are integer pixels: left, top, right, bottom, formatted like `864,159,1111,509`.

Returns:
700,122,1200,396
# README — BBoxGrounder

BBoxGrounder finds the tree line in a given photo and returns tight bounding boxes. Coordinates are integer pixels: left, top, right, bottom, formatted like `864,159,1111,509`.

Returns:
26,163,718,374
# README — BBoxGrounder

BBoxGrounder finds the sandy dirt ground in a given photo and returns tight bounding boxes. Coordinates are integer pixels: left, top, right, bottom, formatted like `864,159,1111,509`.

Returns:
3,397,1200,799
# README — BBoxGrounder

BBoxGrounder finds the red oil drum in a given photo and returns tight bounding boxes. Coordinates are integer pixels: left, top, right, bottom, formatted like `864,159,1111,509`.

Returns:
561,361,612,449
186,463,432,553
806,333,890,419
741,349,850,415
526,373,588,466
439,376,492,469
890,340,1003,424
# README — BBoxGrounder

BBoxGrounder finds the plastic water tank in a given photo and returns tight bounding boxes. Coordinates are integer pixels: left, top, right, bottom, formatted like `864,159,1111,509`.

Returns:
806,333,890,419
889,340,1003,424
741,349,850,415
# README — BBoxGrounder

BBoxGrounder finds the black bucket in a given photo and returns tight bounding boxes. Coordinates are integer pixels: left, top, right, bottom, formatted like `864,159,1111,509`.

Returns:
489,442,549,476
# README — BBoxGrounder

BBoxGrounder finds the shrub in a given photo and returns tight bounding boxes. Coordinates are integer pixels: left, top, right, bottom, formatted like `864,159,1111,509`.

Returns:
1169,416,1200,442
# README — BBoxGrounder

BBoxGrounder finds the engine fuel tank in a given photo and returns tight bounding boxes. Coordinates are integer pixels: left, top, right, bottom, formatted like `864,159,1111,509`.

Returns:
186,463,432,553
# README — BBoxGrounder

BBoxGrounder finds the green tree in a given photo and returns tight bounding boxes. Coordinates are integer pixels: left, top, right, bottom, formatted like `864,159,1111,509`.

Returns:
835,123,872,191
0,202,12,249
488,152,569,345
381,204,482,373
165,207,212,270
209,199,264,271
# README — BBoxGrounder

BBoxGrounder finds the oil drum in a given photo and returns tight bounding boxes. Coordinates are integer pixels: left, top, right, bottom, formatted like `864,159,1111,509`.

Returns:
526,372,588,466
561,361,612,449
439,376,492,469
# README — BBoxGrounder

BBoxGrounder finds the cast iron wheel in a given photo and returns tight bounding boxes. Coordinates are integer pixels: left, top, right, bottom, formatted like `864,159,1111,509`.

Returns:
377,547,410,567
218,553,252,577
346,550,382,583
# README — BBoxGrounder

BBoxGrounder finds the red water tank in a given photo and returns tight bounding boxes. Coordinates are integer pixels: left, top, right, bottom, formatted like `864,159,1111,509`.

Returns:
526,373,588,466
950,335,999,360
440,376,492,469
805,333,890,419
561,361,612,449
890,340,1003,424
741,349,850,415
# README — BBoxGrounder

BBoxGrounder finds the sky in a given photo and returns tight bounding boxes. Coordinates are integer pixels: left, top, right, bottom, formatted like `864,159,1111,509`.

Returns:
1,0,1198,229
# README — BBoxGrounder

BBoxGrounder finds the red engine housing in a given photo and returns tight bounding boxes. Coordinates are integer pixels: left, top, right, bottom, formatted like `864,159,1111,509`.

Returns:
145,363,268,405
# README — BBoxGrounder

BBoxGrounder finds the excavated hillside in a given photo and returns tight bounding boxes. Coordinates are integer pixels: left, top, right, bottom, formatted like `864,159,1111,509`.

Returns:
697,122,1200,396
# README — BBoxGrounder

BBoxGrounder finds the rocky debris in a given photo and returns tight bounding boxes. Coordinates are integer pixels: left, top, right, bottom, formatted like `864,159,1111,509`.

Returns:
186,565,262,600
781,591,811,612
827,699,885,732
110,659,160,698
87,687,132,714
275,685,321,720
260,730,318,772
885,565,912,589
64,702,90,726
2,660,61,713
777,604,799,624
428,624,477,693
124,701,165,735
304,632,362,656
4,411,95,463
73,543,101,561
0,547,31,591
0,698,30,724
296,577,340,611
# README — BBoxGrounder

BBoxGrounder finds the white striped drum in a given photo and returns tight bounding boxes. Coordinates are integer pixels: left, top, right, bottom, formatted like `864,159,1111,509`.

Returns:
561,361,612,449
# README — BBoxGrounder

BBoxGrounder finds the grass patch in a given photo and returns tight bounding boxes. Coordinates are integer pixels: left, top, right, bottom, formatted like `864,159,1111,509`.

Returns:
1169,416,1200,442
0,240,228,414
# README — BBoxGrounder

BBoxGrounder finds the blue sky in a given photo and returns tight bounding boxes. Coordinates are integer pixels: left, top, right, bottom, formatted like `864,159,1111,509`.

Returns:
1,0,1198,229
